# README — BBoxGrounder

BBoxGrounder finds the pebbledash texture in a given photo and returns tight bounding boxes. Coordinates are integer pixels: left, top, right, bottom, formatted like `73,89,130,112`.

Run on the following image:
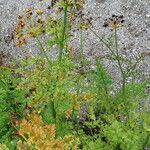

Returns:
0,0,150,80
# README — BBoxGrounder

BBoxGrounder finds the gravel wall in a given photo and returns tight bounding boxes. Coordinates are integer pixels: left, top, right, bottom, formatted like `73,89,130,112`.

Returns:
0,0,149,82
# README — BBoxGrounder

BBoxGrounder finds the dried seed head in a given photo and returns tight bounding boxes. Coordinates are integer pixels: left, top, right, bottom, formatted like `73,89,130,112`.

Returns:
37,18,44,24
36,9,44,15
42,30,46,34
15,38,27,46
18,15,23,20
27,32,36,38
25,8,32,13
103,15,125,30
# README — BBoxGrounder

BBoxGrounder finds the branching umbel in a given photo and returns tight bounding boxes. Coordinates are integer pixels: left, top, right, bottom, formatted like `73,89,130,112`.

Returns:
15,0,92,62
90,14,145,95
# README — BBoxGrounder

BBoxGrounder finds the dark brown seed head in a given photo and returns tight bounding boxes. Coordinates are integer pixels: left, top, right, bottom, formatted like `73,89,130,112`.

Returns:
119,15,124,19
47,6,51,9
18,15,23,19
103,23,109,27
112,14,115,18
121,20,125,23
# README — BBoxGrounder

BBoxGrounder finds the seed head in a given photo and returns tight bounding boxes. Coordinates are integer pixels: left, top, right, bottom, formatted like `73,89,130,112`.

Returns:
36,9,44,15
103,15,125,30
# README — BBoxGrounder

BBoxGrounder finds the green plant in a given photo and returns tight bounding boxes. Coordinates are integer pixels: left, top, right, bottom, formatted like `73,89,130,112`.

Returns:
0,68,27,149
89,15,145,95
73,36,149,149
15,0,91,62
77,66,149,150
0,1,149,149
14,57,80,136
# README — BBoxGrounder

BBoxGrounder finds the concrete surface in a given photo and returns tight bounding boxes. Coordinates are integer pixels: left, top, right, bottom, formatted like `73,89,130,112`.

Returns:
0,0,149,84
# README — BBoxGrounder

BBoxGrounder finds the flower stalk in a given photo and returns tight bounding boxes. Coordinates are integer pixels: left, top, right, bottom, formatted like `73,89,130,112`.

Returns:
59,5,68,61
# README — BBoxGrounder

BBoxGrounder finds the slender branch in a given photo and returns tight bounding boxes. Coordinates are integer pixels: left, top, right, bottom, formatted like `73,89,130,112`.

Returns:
0,65,16,71
13,125,34,148
89,27,116,57
114,28,125,94
89,27,126,94
80,28,84,66
36,37,51,65
59,5,68,61
142,132,150,149
126,55,144,77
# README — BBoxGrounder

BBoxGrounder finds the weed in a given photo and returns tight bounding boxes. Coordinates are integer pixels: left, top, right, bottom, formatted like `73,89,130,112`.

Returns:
0,1,149,150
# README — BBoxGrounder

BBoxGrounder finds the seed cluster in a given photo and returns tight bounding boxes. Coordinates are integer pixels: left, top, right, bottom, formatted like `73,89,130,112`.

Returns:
51,0,59,8
103,14,125,30
15,8,46,46
50,0,85,9
15,0,92,47
48,0,92,30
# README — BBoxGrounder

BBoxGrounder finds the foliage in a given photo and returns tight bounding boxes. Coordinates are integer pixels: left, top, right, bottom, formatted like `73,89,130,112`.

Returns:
17,112,79,150
0,0,149,150
14,0,91,61
0,68,27,149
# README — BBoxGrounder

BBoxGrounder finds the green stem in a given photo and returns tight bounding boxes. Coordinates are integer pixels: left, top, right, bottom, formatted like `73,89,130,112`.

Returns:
50,100,56,122
114,28,119,56
13,125,34,148
96,58,108,95
59,5,68,61
0,65,16,71
36,37,51,65
142,133,150,149
126,54,144,77
90,27,126,94
77,75,82,98
80,28,84,66
89,27,116,57
114,28,126,95
13,125,28,142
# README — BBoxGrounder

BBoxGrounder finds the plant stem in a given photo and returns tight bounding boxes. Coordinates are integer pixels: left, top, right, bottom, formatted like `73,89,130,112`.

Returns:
36,37,56,130
36,37,51,65
80,28,84,66
90,27,126,94
13,125,34,148
114,28,126,95
77,75,82,97
59,5,68,61
96,58,108,95
142,133,150,149
50,100,56,123
89,27,116,57
0,65,16,72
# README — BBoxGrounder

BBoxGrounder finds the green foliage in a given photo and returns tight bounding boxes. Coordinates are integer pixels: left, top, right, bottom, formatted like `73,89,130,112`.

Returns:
103,121,145,150
89,58,112,96
15,57,80,137
0,56,149,149
0,68,27,149
0,1,149,149
80,77,149,150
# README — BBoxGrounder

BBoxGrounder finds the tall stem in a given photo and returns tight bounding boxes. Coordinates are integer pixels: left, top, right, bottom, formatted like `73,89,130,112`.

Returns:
89,27,116,57
50,100,57,131
142,133,150,149
80,28,84,66
59,5,68,61
36,37,51,66
114,28,125,94
96,58,108,95
90,27,126,94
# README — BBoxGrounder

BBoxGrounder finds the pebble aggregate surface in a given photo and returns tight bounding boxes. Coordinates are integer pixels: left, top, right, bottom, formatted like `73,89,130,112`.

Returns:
0,0,149,83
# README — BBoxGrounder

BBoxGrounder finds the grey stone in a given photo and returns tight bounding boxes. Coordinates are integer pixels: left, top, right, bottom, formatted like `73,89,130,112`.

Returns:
0,0,149,84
